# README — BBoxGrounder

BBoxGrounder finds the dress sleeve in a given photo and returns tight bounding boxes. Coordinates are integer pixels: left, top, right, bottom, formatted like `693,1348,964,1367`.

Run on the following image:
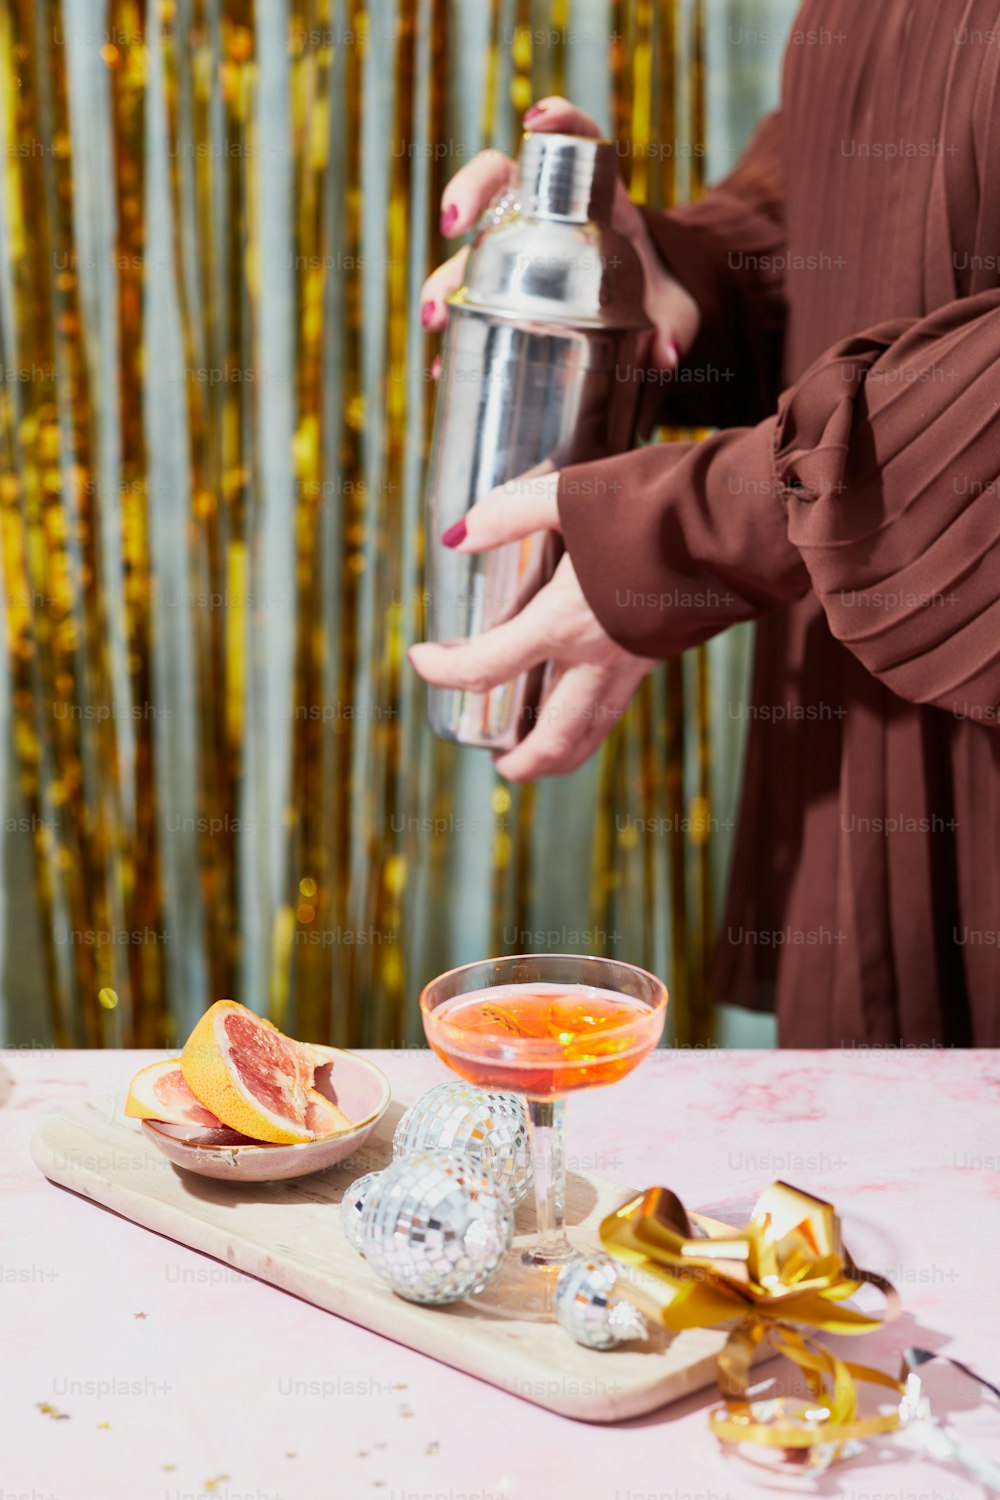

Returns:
638,110,787,429
558,288,1000,720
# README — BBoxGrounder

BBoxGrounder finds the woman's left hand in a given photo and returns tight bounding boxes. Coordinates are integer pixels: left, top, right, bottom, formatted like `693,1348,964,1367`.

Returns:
408,473,656,782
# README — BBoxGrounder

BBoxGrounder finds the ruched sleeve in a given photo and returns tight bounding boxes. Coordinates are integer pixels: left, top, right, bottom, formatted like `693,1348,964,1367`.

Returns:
559,288,1000,721
638,111,787,429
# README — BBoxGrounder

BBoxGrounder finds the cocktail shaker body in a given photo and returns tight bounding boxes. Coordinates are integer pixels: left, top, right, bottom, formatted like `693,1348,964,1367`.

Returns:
424,133,652,750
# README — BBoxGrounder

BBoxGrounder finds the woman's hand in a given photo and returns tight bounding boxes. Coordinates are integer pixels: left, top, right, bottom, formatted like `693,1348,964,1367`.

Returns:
408,474,656,782
420,96,701,370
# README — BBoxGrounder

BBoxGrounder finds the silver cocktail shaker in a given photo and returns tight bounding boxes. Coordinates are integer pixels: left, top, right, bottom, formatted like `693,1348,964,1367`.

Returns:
423,132,652,750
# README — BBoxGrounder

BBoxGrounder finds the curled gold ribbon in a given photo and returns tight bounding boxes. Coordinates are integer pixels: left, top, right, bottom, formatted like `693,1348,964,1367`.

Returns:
600,1181,905,1459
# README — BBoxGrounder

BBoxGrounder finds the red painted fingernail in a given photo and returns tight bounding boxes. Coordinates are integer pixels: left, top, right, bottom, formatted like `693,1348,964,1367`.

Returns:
421,299,437,328
441,518,467,548
429,355,442,380
524,104,546,124
667,338,681,365
440,203,459,234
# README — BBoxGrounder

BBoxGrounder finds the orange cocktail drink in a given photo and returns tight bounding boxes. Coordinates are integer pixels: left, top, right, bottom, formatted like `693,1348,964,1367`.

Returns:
424,980,664,1096
420,955,667,1305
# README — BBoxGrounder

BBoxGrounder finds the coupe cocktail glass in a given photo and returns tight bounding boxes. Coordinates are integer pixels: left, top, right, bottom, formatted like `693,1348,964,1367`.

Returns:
420,954,668,1314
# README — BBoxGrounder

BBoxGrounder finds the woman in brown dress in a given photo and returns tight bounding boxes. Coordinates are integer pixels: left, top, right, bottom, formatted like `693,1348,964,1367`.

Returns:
409,0,1000,1048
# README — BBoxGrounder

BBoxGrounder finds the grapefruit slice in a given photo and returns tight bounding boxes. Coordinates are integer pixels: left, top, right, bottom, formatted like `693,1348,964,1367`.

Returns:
180,1000,353,1145
125,1058,224,1129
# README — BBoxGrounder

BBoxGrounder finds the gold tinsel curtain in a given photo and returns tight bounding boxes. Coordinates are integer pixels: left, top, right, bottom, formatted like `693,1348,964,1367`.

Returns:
0,0,785,1049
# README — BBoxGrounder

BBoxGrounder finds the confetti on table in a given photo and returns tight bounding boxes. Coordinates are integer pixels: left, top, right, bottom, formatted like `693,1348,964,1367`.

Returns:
133,1312,148,1320
36,1402,70,1421
393,1383,407,1391
97,1422,110,1431
161,1464,176,1473
204,1477,231,1492
284,1452,297,1460
425,1441,439,1455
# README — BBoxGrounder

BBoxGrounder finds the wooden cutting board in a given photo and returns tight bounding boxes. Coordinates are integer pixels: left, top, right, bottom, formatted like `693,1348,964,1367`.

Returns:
30,1090,747,1423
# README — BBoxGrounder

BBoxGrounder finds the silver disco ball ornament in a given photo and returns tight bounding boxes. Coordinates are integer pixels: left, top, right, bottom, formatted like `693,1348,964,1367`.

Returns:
393,1081,532,1206
341,1170,385,1254
555,1254,649,1350
362,1151,513,1305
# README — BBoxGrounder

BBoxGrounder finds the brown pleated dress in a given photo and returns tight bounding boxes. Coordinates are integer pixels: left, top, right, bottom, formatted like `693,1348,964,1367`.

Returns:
557,0,1000,1045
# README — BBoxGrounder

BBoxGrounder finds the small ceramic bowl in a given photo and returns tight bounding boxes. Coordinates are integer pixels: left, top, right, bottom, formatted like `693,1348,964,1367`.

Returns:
140,1047,391,1183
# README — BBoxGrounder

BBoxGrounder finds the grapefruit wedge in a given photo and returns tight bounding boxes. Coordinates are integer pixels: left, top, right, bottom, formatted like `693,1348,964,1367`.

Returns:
125,1058,224,1129
180,1000,353,1145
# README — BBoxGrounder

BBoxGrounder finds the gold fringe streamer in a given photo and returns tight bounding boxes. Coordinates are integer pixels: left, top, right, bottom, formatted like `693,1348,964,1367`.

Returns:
160,0,238,1005
362,0,417,1044
1,0,127,1045
284,0,336,1041
0,0,726,1048
0,2,69,1042
107,0,170,1044
324,0,367,1045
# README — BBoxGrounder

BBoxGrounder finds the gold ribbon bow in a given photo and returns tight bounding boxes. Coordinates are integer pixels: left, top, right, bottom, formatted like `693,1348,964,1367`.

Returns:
600,1180,905,1458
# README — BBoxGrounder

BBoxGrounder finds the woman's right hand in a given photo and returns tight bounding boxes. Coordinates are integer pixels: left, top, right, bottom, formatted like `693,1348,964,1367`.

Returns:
419,96,701,372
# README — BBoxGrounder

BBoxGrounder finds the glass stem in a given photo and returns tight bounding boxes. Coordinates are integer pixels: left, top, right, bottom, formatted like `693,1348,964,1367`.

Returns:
523,1095,573,1266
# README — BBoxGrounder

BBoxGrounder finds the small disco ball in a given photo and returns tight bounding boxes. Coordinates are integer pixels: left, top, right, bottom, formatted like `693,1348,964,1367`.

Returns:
341,1170,385,1254
362,1151,513,1305
555,1254,649,1350
393,1081,532,1206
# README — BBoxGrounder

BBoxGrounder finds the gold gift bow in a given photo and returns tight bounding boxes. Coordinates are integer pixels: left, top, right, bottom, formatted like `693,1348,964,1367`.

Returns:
600,1180,905,1456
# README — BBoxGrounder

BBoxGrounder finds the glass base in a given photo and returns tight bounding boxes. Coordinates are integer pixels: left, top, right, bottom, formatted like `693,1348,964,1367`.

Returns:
521,1237,575,1270
462,1240,585,1322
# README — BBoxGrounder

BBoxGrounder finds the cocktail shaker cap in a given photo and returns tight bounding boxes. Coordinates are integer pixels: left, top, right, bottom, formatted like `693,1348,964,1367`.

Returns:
450,132,651,331
518,132,617,223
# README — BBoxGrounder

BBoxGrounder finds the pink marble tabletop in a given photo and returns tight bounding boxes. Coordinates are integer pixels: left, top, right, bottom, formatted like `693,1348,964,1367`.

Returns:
2,1046,999,1500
